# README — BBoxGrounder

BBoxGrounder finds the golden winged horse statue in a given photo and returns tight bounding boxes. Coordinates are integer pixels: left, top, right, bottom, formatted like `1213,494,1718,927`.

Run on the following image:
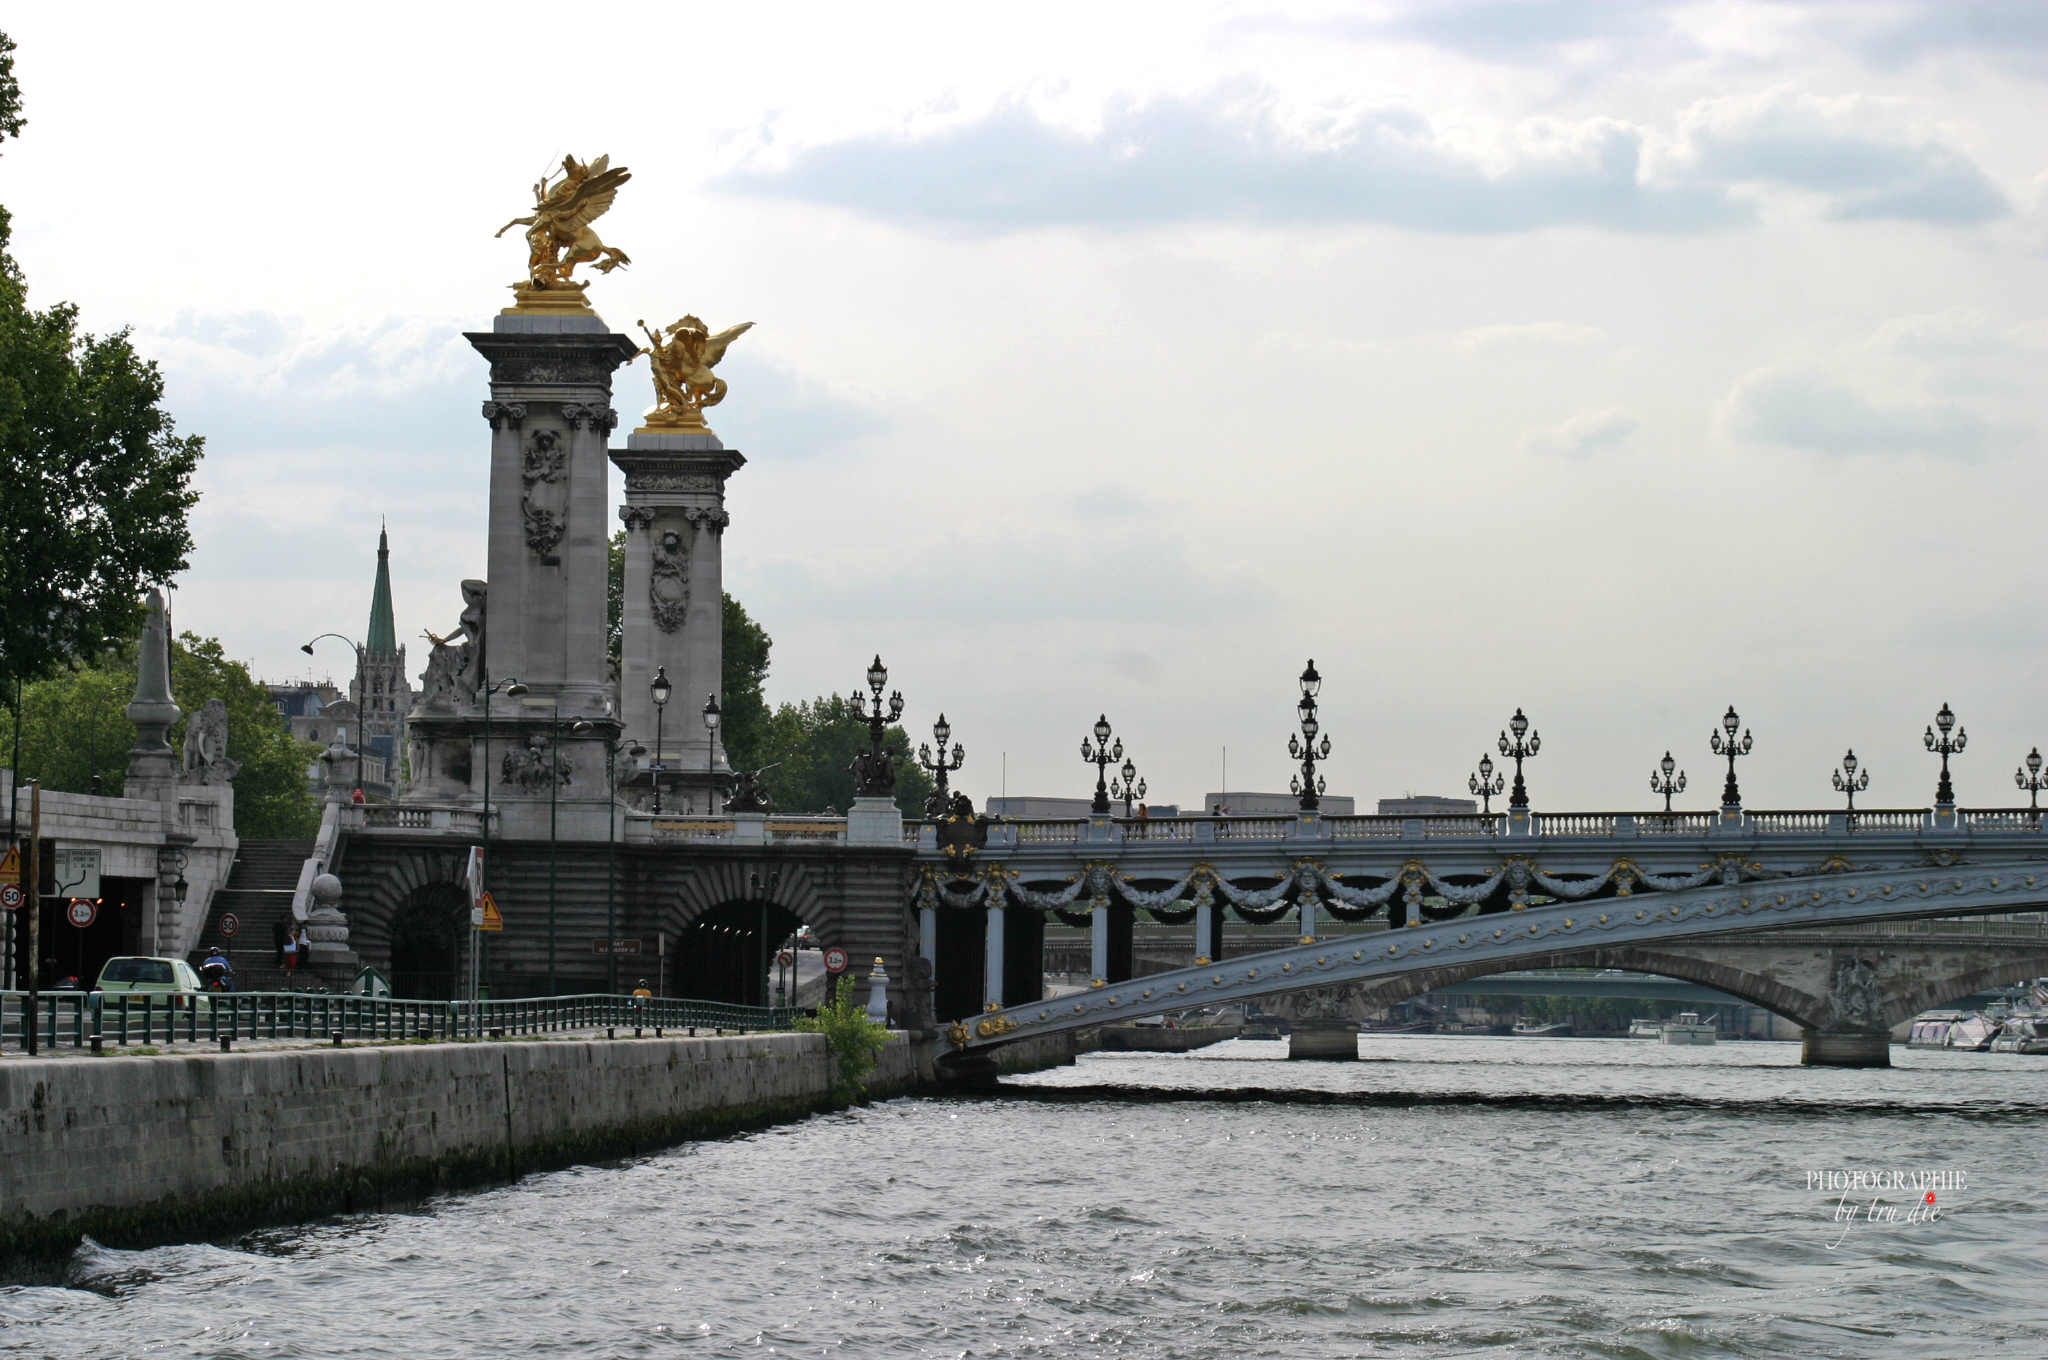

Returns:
629,315,755,432
496,154,631,307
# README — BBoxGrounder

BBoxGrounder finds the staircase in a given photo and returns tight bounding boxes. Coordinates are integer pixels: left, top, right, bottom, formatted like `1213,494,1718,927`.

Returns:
189,839,313,991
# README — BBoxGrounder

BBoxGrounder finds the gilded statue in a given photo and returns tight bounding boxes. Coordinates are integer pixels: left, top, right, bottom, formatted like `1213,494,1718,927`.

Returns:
496,154,631,312
629,315,754,433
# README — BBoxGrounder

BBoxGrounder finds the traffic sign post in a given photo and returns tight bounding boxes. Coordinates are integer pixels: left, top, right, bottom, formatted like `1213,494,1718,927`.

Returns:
477,891,504,931
823,946,849,974
219,912,240,938
65,899,97,929
0,884,21,911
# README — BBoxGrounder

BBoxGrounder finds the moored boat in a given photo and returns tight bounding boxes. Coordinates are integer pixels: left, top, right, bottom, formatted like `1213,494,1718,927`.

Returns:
1627,1018,1662,1039
1946,1013,1999,1051
1512,1021,1574,1037
1988,1017,2048,1055
1658,1012,1717,1045
1907,1011,1962,1048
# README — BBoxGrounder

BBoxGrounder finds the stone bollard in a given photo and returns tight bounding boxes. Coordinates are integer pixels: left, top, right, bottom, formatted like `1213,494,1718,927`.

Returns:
866,957,891,1025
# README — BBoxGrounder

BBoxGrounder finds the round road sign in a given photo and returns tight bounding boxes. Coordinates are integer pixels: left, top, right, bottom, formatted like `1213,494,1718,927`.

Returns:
220,912,241,938
776,949,795,968
0,884,22,910
66,898,98,929
823,946,849,974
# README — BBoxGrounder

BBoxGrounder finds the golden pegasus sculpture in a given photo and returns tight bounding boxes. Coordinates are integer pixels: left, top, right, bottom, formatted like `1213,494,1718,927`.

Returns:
495,154,631,312
629,315,755,433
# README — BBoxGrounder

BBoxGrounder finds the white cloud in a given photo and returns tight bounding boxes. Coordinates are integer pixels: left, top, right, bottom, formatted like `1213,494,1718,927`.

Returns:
1526,405,1639,456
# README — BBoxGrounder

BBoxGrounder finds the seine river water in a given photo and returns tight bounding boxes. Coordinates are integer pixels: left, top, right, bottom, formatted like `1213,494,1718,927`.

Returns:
3,1036,2042,1359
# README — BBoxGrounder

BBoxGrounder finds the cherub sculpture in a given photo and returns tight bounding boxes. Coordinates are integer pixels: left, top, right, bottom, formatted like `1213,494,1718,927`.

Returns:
496,154,632,299
629,315,754,432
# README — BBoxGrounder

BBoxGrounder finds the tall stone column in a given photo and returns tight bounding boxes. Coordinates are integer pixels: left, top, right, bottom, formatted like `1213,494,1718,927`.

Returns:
123,588,184,956
611,433,743,811
458,314,635,840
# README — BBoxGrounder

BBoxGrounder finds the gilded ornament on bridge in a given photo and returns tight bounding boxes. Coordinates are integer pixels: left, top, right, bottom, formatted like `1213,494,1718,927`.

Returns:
629,315,755,434
496,155,632,314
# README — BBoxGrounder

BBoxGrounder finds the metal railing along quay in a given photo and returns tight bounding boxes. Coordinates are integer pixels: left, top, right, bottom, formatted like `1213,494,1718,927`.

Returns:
1,991,799,1053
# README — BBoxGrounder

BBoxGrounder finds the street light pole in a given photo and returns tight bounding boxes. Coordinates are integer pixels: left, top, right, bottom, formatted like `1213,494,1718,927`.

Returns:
1710,706,1754,811
1468,753,1504,814
301,633,367,798
917,714,965,818
1288,660,1330,812
2017,748,2045,822
1925,703,1966,808
1079,715,1120,816
574,721,644,995
1112,757,1146,818
1497,709,1541,810
1650,751,1687,814
473,669,518,1001
703,693,721,809
1833,749,1870,821
850,656,905,799
650,666,672,814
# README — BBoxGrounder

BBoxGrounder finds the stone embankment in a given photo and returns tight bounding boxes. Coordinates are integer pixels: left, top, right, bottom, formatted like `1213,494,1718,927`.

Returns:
1,1029,1077,1259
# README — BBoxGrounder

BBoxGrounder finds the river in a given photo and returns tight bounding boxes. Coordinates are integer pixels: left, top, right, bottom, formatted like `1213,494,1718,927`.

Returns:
2,1036,2041,1358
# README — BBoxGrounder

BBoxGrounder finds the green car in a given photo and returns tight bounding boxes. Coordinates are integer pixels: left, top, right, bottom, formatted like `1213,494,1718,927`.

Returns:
94,956,212,1013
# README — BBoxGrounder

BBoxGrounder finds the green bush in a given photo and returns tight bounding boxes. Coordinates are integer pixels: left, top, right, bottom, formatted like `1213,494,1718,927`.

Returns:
795,976,891,1103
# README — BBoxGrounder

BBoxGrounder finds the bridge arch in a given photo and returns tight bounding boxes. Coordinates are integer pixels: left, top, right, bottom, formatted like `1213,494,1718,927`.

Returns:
1880,948,2048,1028
651,856,852,1008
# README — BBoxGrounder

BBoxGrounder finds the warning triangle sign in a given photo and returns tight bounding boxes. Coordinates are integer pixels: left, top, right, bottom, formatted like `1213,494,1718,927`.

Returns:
0,843,18,885
477,890,504,931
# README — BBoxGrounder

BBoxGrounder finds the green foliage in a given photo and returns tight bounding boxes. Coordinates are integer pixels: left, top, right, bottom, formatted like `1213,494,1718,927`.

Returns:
795,975,892,1102
0,39,201,689
2,634,320,838
752,695,932,815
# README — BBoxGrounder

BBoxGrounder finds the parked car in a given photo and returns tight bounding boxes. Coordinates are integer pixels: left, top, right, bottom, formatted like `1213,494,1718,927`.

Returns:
93,956,212,1013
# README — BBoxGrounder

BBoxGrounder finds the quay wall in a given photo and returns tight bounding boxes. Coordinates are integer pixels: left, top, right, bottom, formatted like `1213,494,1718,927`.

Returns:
0,1031,966,1259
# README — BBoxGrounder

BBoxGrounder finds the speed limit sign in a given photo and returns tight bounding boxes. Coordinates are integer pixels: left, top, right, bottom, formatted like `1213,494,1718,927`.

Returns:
0,884,22,911
822,946,849,974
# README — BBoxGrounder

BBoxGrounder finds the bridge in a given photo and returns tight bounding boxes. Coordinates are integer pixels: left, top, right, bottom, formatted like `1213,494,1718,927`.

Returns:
910,806,2048,1066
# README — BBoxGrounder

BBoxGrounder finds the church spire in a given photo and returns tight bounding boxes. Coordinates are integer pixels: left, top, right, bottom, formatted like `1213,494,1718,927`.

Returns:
366,522,397,657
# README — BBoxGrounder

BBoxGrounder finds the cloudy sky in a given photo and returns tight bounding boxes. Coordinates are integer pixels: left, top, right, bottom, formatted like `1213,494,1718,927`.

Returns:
6,1,2045,811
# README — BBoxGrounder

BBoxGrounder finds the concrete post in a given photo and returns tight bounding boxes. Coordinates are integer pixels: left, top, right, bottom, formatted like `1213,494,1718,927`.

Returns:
984,905,1005,1010
1299,896,1318,943
1090,903,1108,985
919,904,937,965
1194,897,1214,965
865,956,890,1024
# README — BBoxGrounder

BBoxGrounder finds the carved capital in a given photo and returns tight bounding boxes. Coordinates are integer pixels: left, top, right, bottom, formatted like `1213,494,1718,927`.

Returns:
618,505,657,531
683,506,731,536
562,402,619,434
482,400,528,430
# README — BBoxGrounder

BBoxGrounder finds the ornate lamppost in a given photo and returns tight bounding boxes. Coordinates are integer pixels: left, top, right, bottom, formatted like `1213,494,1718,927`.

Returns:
2016,748,2045,820
1925,703,1966,807
851,655,904,797
1832,748,1869,820
473,668,519,1002
1651,751,1686,814
1468,753,1504,814
649,666,672,814
1711,706,1753,810
573,721,643,994
1497,708,1540,810
1080,715,1121,815
301,633,367,798
1289,660,1330,812
1112,757,1146,818
918,713,964,817
702,693,721,809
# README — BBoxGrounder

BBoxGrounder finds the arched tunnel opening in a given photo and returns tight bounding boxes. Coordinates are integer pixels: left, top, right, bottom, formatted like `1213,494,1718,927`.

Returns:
673,900,806,1007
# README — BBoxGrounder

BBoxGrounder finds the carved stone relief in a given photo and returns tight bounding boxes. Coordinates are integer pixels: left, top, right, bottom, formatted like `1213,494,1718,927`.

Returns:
522,427,568,557
626,471,717,492
501,735,571,794
650,527,690,633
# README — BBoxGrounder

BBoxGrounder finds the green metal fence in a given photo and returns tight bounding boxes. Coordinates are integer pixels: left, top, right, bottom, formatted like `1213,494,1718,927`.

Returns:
0,991,799,1052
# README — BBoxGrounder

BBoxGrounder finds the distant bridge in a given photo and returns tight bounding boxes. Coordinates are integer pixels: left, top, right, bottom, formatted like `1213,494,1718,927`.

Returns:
913,806,2048,1066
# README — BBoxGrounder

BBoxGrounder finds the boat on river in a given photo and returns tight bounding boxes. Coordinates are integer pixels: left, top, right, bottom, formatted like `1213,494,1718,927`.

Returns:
1627,1018,1662,1039
1907,1011,1963,1048
1988,1016,2048,1054
1658,1012,1718,1045
1512,1021,1574,1037
1946,1013,2000,1051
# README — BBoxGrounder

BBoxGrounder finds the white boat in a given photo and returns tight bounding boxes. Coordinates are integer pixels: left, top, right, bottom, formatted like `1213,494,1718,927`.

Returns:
1627,1018,1662,1039
1658,1012,1717,1045
1907,1011,1962,1048
1946,1014,1999,1051
1988,1017,2048,1055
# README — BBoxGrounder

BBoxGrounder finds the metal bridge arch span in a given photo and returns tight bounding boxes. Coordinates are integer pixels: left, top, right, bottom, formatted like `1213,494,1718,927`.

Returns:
949,862,2048,1063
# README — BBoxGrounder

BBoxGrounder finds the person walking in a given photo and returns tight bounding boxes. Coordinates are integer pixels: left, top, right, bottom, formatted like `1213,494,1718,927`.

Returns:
281,925,299,974
293,925,313,974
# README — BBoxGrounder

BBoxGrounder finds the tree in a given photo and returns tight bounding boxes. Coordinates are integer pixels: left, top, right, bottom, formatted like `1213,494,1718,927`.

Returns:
1,634,320,838
0,31,202,689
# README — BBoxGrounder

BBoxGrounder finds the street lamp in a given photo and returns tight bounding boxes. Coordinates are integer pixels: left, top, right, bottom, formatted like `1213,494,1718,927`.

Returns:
2017,748,2045,819
702,693,721,811
850,655,905,797
918,713,965,817
749,868,782,1010
472,671,520,1002
1710,706,1753,810
1497,708,1540,810
301,633,366,797
1468,753,1504,814
574,719,642,994
1288,659,1331,812
1651,751,1687,814
1112,756,1146,818
1080,715,1121,816
515,688,568,995
1925,703,1966,807
649,666,672,814
1833,748,1870,819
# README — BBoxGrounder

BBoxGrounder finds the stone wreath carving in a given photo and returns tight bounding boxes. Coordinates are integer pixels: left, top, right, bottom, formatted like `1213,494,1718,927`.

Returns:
650,527,690,632
522,427,568,556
